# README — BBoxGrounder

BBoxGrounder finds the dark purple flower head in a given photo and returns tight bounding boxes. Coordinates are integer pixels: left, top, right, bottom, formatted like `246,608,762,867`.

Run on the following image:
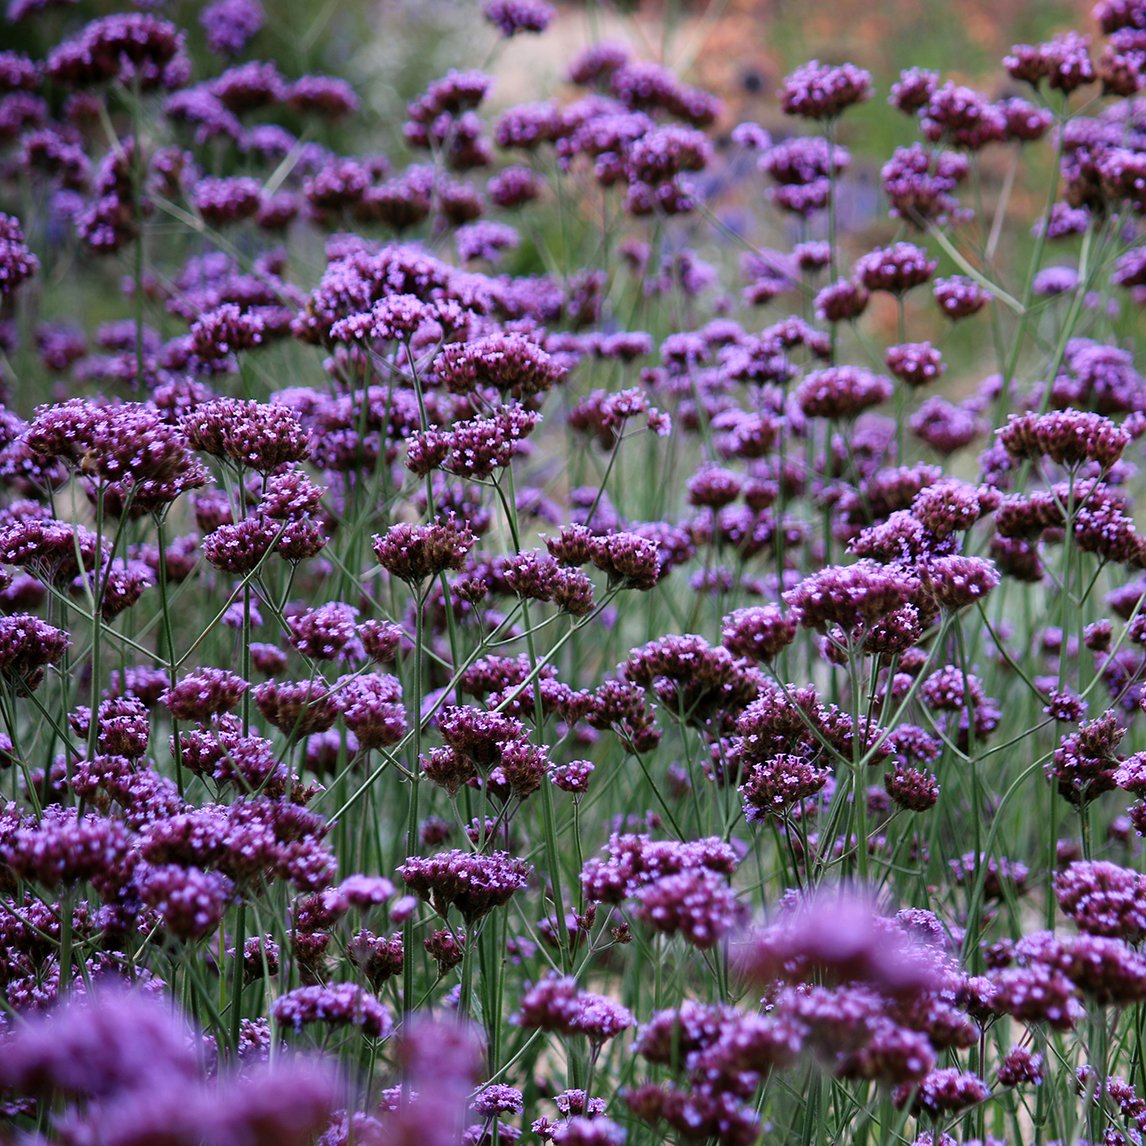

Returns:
336,673,406,750
587,531,661,591
894,1068,989,1116
551,1117,625,1145
721,605,799,661
933,275,991,320
0,988,201,1100
47,14,189,92
0,212,38,297
998,97,1055,143
201,0,264,55
889,67,939,113
1005,32,1095,94
762,136,849,215
854,242,937,294
881,144,968,224
886,342,944,387
921,82,1006,149
785,560,918,633
516,972,634,1042
272,982,392,1038
0,612,69,695
287,603,362,661
740,753,830,818
1000,410,1129,469
373,516,476,586
253,678,340,737
918,555,1001,611
1033,265,1080,296
287,75,358,118
797,365,892,419
137,863,233,940
399,849,529,923
483,0,555,36
780,60,873,119
996,1045,1044,1088
161,668,249,722
435,332,564,400
193,176,263,226
3,804,130,890
815,278,869,323
885,764,940,812
190,303,265,361
407,406,540,480
1055,859,1146,941
736,888,943,1000
182,398,309,472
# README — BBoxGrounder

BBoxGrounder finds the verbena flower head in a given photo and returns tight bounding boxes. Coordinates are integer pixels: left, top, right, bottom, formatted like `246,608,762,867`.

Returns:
201,0,264,56
735,888,943,999
886,342,944,388
182,398,310,473
0,212,38,296
47,14,189,92
398,849,529,923
999,410,1130,469
780,60,873,119
854,242,938,294
160,668,249,722
373,516,477,587
483,0,555,36
933,275,991,319
272,982,393,1038
785,560,919,632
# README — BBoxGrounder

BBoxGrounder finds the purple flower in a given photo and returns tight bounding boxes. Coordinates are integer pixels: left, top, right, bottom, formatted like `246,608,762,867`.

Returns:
182,398,310,472
0,212,38,296
918,555,1001,610
272,982,392,1039
398,849,529,923
854,241,937,294
335,673,406,750
921,82,1006,150
815,278,869,322
372,517,477,586
780,60,873,120
933,274,991,319
0,988,201,1099
884,764,940,811
1055,859,1146,941
0,613,69,694
47,14,189,92
435,332,564,400
201,0,264,55
161,668,249,722
740,753,829,818
516,973,634,1042
288,603,362,661
253,678,340,737
785,560,918,632
796,366,893,419
885,341,944,387
287,75,359,118
881,144,968,224
483,0,555,36
889,67,939,113
581,833,737,904
895,1067,989,1115
1002,409,1129,469
137,863,233,940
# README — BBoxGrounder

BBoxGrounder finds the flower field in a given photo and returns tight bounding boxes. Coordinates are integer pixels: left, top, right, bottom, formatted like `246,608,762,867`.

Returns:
3,1,1146,1144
